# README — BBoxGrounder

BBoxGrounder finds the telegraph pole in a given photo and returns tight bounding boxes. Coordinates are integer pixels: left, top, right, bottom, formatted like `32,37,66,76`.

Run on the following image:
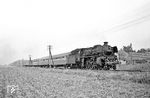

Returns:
29,55,32,66
22,59,24,66
48,45,54,67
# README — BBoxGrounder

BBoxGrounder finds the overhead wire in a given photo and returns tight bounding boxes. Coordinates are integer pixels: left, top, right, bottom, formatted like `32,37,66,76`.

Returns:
99,12,150,33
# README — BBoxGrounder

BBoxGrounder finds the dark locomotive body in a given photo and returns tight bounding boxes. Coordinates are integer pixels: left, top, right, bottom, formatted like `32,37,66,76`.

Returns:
11,42,119,70
67,42,119,70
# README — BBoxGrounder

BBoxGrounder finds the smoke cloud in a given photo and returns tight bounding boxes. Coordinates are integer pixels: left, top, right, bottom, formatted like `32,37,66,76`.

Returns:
0,41,16,65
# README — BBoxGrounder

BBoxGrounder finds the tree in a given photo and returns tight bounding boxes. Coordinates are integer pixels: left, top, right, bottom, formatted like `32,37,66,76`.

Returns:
118,49,129,60
123,43,135,53
137,48,147,53
137,48,150,53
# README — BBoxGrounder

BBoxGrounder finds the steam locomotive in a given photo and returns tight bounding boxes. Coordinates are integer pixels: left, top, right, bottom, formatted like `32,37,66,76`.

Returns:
10,42,119,70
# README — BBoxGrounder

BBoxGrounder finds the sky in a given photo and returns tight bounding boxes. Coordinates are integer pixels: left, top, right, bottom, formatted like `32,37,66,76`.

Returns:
0,0,150,65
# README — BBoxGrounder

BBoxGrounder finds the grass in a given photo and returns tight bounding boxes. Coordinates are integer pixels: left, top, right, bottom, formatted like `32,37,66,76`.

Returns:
107,71,150,84
117,63,150,72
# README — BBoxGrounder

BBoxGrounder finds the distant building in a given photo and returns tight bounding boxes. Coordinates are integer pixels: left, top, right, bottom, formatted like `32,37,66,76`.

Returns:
128,52,150,64
118,50,150,65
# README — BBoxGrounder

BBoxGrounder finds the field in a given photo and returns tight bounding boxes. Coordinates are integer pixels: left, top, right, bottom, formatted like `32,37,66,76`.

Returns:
0,64,150,98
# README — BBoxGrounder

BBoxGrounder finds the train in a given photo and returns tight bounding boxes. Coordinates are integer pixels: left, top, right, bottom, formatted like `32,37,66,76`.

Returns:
10,42,119,70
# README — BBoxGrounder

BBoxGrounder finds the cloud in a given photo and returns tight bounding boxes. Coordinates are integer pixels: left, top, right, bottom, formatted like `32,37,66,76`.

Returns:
0,0,150,64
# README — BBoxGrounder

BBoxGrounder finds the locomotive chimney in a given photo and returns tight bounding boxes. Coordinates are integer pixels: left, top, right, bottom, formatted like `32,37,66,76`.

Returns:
104,42,108,45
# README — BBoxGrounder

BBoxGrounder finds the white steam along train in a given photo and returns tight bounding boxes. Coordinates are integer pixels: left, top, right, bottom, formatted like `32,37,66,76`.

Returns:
11,42,119,70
